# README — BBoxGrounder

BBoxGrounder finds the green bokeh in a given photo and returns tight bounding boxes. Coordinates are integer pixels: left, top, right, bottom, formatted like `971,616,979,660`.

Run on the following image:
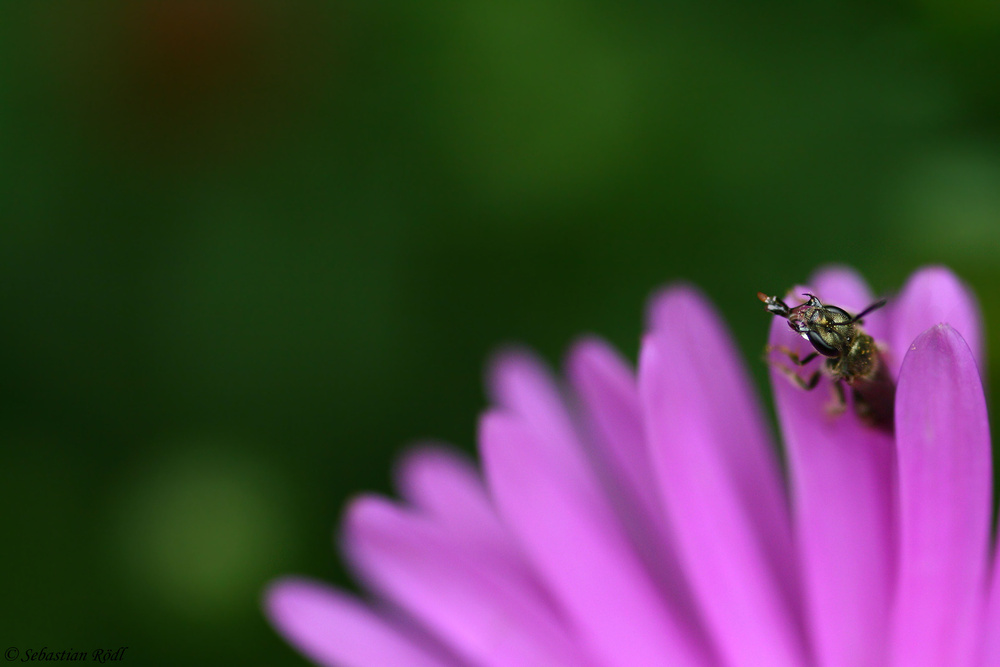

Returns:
2,1,999,664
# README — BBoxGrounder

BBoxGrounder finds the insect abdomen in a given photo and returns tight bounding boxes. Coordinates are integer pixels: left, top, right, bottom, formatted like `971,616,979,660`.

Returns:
842,333,877,382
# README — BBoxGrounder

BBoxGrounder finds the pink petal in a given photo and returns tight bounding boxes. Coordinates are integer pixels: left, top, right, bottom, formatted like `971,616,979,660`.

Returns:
342,495,586,667
889,324,991,666
565,337,699,619
479,410,710,667
981,556,1000,665
486,348,581,465
565,336,661,532
394,444,508,550
264,577,456,667
642,286,806,666
767,275,896,667
888,266,984,380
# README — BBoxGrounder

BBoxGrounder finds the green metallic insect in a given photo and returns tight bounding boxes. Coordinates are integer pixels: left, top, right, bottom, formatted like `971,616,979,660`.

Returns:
758,291,894,430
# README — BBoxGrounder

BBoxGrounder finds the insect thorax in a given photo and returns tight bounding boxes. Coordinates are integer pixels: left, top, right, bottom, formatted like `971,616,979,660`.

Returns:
830,332,878,382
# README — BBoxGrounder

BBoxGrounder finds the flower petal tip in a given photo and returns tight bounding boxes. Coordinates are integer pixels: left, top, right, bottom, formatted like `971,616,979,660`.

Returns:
484,345,535,404
644,282,709,334
904,266,979,311
393,442,464,495
810,264,869,294
566,334,610,365
263,576,309,622
263,578,350,667
339,493,395,552
900,322,978,373
483,346,566,417
565,335,633,390
891,266,984,378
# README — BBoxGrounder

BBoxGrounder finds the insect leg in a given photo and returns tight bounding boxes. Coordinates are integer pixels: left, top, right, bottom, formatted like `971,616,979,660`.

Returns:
764,344,819,367
825,380,847,416
766,358,822,391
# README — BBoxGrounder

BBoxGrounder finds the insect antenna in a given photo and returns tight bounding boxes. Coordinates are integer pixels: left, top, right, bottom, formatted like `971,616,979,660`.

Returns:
849,298,887,324
828,298,887,326
823,297,888,328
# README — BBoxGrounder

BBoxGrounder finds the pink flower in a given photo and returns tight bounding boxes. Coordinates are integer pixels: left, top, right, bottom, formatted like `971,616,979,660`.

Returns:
265,266,995,667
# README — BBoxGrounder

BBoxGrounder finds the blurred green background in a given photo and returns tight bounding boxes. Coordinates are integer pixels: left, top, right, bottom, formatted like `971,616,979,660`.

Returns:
2,0,998,664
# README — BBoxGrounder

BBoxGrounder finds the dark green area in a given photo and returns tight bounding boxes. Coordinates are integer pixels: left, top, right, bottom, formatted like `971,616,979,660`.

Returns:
2,1,999,664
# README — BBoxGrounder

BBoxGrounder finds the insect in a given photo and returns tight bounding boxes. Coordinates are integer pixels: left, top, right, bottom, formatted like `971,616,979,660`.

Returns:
758,291,895,430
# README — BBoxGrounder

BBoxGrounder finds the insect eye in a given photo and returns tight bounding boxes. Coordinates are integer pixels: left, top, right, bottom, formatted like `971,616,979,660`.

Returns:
807,330,840,357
